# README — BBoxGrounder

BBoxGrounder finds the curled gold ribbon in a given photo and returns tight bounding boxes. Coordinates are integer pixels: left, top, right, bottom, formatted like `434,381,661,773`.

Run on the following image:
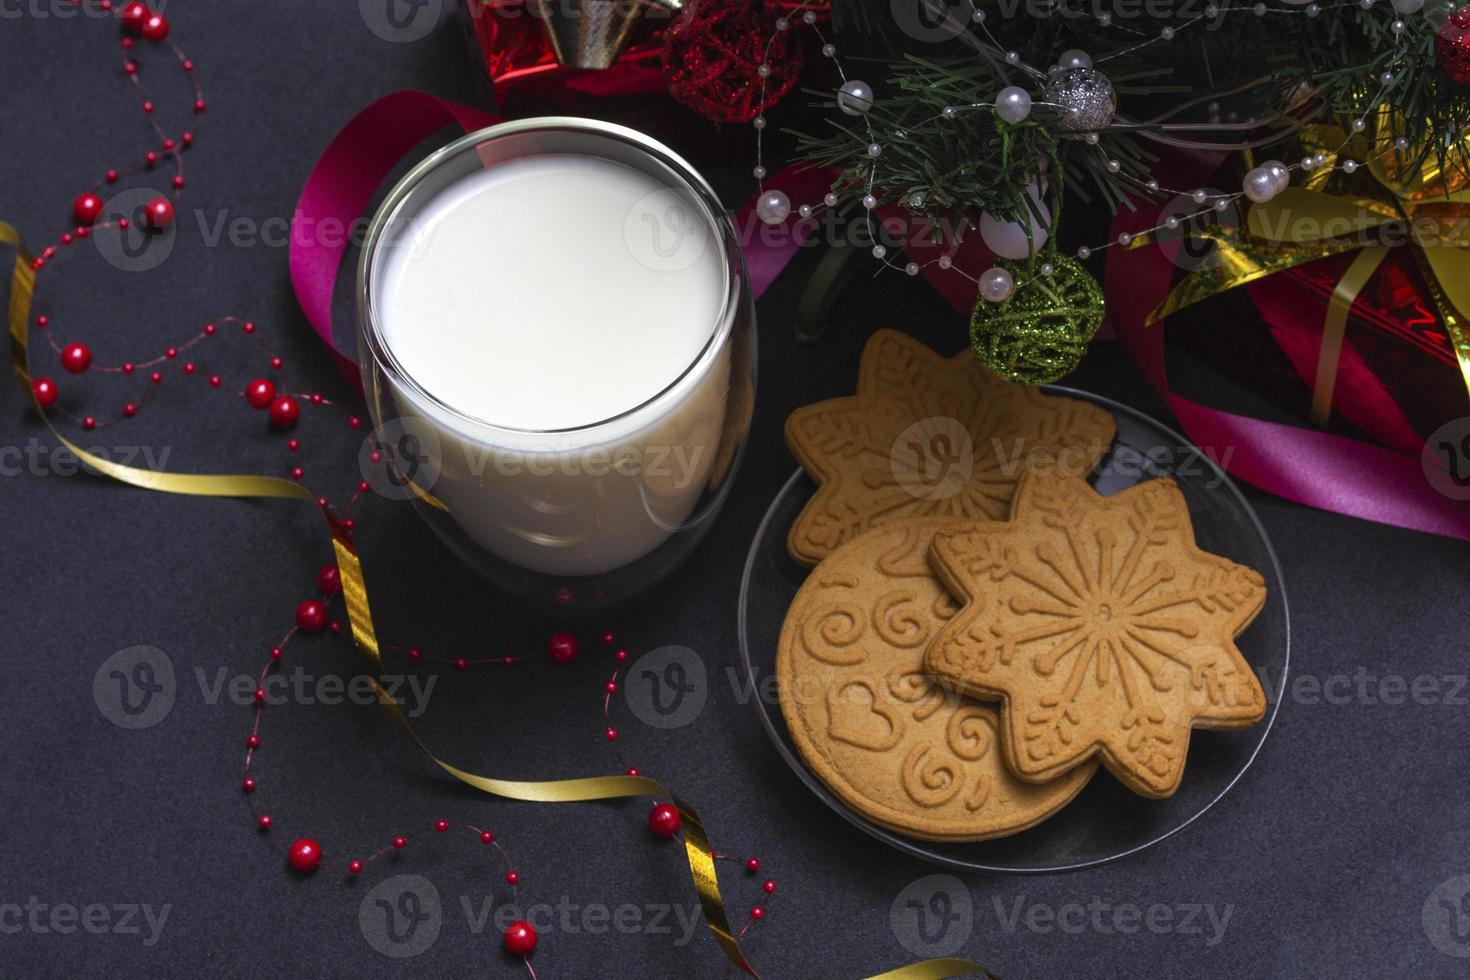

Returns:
2,221,995,980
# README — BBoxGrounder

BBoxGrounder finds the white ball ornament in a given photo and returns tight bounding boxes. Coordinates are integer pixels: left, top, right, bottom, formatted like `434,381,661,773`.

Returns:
756,190,790,225
995,86,1032,125
979,182,1051,260
1057,48,1092,69
837,80,874,116
979,266,1015,303
1261,159,1290,193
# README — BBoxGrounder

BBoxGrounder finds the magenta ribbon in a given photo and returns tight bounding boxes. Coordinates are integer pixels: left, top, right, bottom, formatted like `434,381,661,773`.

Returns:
289,91,1470,542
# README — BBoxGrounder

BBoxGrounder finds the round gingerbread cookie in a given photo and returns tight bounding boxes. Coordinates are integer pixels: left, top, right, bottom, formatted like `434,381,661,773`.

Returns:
777,518,1097,842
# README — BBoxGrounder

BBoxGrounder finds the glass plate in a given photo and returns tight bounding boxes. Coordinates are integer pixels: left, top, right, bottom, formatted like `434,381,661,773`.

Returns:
736,388,1290,873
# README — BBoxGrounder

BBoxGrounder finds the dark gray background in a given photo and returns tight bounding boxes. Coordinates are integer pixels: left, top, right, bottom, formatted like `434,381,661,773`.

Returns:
2,3,1469,978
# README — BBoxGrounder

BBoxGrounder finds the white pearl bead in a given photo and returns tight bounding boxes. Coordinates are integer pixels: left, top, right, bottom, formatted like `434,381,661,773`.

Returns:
1192,189,1208,203
1214,199,1230,211
971,8,986,21
753,165,767,179
872,245,887,259
1165,216,1180,229
867,143,882,157
862,194,877,210
1341,159,1359,174
1204,3,1218,14
995,86,1032,125
941,106,957,120
1394,136,1410,150
1057,48,1092,69
1242,165,1280,203
1352,118,1367,132
1254,2,1266,13
979,266,1015,303
1040,262,1055,277
1306,3,1320,14
1117,232,1132,245
798,204,813,218
822,43,835,57
756,190,790,225
1098,12,1112,26
803,10,816,23
1392,18,1405,32
1160,26,1175,39
1005,51,1021,65
775,17,788,30
1076,246,1091,259
1084,133,1099,145
1106,159,1121,173
938,255,953,269
1146,179,1160,191
836,80,874,116
905,262,920,276
823,192,838,208
757,64,771,78
753,116,766,130
1262,159,1290,193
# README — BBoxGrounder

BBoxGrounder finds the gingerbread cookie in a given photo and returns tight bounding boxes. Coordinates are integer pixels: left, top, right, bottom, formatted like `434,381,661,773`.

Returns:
777,518,1097,841
926,471,1268,799
784,329,1116,566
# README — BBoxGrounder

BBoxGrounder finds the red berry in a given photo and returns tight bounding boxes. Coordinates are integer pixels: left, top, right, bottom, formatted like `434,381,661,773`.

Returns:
626,767,640,777
61,343,92,374
763,880,776,894
82,417,96,431
295,600,327,633
750,906,765,921
246,734,260,748
505,871,520,886
123,403,138,418
601,631,615,645
503,921,538,957
140,12,168,40
348,860,363,874
648,803,682,838
245,378,276,409
604,727,618,742
287,838,322,873
480,831,494,844
258,815,272,831
746,858,760,872
614,649,628,663
241,777,256,793
547,631,579,664
31,378,58,408
392,836,407,849
316,565,340,595
435,820,449,833
268,396,300,430
119,2,147,31
73,193,103,225
143,197,173,230
455,658,468,671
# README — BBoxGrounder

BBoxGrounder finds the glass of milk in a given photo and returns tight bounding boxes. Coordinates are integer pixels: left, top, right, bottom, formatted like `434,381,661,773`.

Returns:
357,117,755,609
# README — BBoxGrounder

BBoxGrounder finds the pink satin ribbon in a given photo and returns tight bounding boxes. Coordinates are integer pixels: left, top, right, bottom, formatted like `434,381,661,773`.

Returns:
289,91,1470,542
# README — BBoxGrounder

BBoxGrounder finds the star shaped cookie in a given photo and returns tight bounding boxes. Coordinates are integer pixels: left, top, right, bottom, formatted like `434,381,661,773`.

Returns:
925,472,1268,798
784,329,1116,566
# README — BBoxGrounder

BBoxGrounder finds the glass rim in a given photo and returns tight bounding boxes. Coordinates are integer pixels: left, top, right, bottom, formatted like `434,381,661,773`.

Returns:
357,115,740,437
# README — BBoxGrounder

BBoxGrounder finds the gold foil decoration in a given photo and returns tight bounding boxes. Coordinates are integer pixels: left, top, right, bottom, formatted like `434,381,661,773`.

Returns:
2,221,997,980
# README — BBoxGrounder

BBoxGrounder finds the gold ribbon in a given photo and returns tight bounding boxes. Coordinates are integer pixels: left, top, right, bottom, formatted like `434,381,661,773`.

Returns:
1138,120,1470,427
3,221,996,980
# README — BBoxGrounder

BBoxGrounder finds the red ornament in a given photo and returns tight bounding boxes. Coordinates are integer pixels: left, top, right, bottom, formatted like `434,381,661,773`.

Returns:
746,857,760,872
505,871,520,885
120,2,148,31
295,599,327,633
73,193,103,225
750,906,765,920
503,921,538,957
245,378,276,409
480,830,495,844
648,802,682,837
348,859,363,874
316,564,341,595
31,378,58,408
258,815,272,830
268,396,301,430
140,12,169,41
61,343,93,374
287,838,322,873
143,197,174,230
1438,10,1470,85
435,820,449,833
393,836,407,849
547,631,579,664
662,0,804,123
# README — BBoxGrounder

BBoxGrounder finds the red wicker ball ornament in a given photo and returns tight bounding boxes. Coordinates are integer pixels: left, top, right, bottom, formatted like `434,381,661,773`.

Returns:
1437,9,1470,85
661,0,804,124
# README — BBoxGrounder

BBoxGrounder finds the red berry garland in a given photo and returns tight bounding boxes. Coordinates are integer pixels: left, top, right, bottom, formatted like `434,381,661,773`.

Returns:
1438,9,1470,85
662,0,804,124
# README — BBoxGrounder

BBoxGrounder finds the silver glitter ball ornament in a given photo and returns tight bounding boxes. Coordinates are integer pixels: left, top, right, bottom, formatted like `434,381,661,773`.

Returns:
1045,67,1116,132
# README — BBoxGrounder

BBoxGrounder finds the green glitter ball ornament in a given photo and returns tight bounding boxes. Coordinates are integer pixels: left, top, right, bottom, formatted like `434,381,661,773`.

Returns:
968,255,1105,385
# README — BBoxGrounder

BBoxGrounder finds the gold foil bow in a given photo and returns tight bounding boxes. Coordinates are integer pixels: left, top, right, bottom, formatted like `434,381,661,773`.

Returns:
2,221,995,980
1140,118,1470,426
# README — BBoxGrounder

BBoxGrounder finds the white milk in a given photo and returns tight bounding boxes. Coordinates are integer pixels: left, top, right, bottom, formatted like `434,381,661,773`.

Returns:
372,153,734,576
